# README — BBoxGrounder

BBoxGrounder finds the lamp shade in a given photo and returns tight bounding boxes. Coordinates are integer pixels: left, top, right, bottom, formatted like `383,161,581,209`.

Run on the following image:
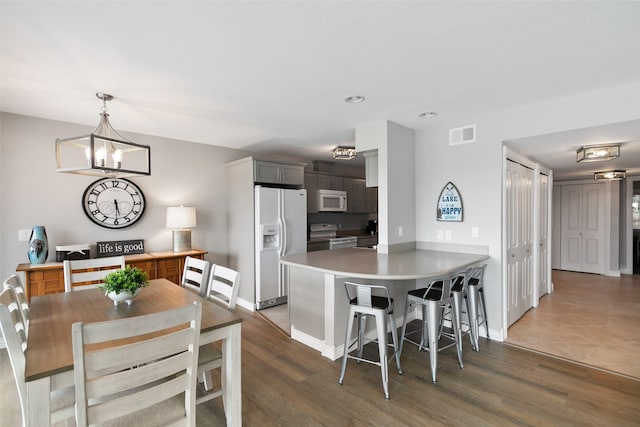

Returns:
166,206,196,229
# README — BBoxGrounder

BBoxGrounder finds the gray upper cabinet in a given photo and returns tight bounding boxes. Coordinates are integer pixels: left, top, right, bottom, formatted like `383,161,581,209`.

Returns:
344,177,367,213
254,160,304,187
304,172,318,213
316,174,344,191
306,171,377,214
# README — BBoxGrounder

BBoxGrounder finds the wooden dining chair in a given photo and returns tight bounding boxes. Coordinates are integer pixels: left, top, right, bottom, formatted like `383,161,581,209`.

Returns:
3,274,29,331
181,256,210,297
197,264,241,406
72,301,202,426
204,264,241,310
63,256,125,292
0,287,75,426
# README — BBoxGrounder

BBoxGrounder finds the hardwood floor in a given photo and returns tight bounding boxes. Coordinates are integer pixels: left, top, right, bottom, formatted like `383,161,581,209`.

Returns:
2,294,640,426
506,270,640,380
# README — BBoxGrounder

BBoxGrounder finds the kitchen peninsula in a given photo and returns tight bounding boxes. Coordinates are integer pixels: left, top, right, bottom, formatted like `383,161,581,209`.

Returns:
280,247,489,360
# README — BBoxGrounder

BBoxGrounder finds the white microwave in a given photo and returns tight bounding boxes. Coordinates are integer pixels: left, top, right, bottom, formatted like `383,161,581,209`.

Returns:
317,189,348,212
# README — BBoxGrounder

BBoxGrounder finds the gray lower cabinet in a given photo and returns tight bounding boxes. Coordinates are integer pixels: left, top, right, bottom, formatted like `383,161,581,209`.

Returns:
307,240,330,252
357,236,378,247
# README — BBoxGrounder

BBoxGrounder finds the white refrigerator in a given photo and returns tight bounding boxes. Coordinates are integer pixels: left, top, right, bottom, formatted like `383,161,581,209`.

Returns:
255,186,307,310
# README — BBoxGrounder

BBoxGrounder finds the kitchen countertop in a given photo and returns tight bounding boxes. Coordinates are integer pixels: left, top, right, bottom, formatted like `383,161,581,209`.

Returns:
281,247,489,280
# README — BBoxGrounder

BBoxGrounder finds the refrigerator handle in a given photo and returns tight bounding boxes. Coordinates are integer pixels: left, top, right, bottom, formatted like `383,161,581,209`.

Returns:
280,193,288,256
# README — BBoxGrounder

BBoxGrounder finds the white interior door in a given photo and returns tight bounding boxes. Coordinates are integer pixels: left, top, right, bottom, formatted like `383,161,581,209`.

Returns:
581,184,605,274
560,184,604,274
561,185,583,271
506,159,534,326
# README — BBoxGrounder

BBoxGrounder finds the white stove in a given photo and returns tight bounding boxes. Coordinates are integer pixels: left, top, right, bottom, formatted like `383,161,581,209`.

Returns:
309,223,357,250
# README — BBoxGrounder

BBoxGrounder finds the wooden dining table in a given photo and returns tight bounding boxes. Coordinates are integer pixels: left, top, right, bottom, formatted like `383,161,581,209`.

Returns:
24,278,242,426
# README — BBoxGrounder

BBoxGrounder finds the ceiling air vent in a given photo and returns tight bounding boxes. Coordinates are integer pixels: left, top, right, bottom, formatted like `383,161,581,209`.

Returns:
449,124,476,146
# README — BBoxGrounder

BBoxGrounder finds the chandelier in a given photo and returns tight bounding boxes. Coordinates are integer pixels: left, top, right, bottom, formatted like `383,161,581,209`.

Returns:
55,93,151,177
593,170,626,181
576,144,619,163
333,146,357,160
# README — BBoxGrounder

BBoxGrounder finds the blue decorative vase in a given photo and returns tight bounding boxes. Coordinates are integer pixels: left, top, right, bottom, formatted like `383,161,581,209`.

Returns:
28,225,48,264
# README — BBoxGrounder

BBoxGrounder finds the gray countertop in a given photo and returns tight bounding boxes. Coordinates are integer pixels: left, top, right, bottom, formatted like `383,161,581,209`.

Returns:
281,247,489,280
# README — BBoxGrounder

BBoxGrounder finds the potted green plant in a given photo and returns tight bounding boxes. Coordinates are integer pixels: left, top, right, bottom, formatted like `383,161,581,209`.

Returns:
100,266,149,306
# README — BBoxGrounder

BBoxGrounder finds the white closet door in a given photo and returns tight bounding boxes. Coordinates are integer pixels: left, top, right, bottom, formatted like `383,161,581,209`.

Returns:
506,160,534,326
538,173,549,298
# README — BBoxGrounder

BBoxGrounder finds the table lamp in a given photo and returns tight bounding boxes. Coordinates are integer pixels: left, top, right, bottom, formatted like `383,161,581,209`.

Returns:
166,206,196,252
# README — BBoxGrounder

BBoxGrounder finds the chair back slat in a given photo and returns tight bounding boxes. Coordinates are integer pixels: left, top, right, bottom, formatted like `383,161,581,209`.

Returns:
63,256,125,292
3,274,29,324
182,257,210,297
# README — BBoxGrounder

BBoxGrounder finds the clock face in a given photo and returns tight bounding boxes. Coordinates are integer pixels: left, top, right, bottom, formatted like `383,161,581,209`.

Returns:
82,178,146,229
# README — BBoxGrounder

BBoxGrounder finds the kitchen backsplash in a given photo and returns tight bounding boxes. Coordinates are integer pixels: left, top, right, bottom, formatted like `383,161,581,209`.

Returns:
308,212,377,232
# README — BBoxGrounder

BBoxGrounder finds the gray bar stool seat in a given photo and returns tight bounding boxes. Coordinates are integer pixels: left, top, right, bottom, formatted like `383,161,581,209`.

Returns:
338,282,402,400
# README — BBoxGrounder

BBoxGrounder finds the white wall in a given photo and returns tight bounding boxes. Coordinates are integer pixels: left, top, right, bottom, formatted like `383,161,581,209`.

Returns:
415,80,640,339
0,112,253,278
355,120,415,252
387,122,416,247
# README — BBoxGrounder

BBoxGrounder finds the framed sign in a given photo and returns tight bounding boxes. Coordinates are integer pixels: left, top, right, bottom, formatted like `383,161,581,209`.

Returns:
97,240,145,257
437,182,463,222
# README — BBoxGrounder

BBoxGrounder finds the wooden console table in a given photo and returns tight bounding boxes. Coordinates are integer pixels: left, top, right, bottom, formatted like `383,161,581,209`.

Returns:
16,249,207,301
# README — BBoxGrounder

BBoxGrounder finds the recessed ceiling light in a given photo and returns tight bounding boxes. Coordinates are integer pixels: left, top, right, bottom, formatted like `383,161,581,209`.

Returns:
345,95,365,104
419,112,438,118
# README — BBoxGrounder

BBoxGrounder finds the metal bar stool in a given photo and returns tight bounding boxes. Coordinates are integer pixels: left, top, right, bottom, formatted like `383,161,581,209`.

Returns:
338,281,402,399
399,273,464,383
466,264,488,351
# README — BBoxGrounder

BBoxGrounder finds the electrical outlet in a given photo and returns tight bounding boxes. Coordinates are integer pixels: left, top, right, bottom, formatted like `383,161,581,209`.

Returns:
18,229,31,242
398,226,404,237
445,230,452,241
472,227,479,238
437,230,444,240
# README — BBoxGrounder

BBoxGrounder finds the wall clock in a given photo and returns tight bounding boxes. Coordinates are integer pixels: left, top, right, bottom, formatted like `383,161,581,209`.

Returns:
82,178,146,229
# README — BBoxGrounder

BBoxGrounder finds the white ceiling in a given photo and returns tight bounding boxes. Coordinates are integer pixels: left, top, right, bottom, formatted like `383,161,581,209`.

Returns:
2,1,640,178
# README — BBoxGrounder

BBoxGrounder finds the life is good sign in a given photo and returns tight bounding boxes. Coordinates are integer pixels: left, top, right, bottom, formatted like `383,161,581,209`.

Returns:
97,240,145,257
437,182,463,222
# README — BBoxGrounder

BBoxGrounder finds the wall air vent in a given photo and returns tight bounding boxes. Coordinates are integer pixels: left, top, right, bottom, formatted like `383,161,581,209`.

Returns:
449,124,476,146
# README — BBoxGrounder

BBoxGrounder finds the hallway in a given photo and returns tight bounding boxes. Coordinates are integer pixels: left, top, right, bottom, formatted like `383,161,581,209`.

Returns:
506,270,640,380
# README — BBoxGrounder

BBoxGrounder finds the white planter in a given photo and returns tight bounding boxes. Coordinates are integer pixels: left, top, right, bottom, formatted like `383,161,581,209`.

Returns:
106,289,139,306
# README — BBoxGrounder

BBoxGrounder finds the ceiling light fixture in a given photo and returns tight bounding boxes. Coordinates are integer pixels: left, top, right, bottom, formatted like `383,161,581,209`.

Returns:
344,95,365,104
419,111,438,118
576,144,620,163
333,146,357,160
594,170,626,181
55,93,151,177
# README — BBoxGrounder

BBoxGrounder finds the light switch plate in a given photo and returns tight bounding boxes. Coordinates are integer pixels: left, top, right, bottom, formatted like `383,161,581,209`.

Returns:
437,230,444,240
444,230,452,241
18,229,31,242
471,227,479,238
